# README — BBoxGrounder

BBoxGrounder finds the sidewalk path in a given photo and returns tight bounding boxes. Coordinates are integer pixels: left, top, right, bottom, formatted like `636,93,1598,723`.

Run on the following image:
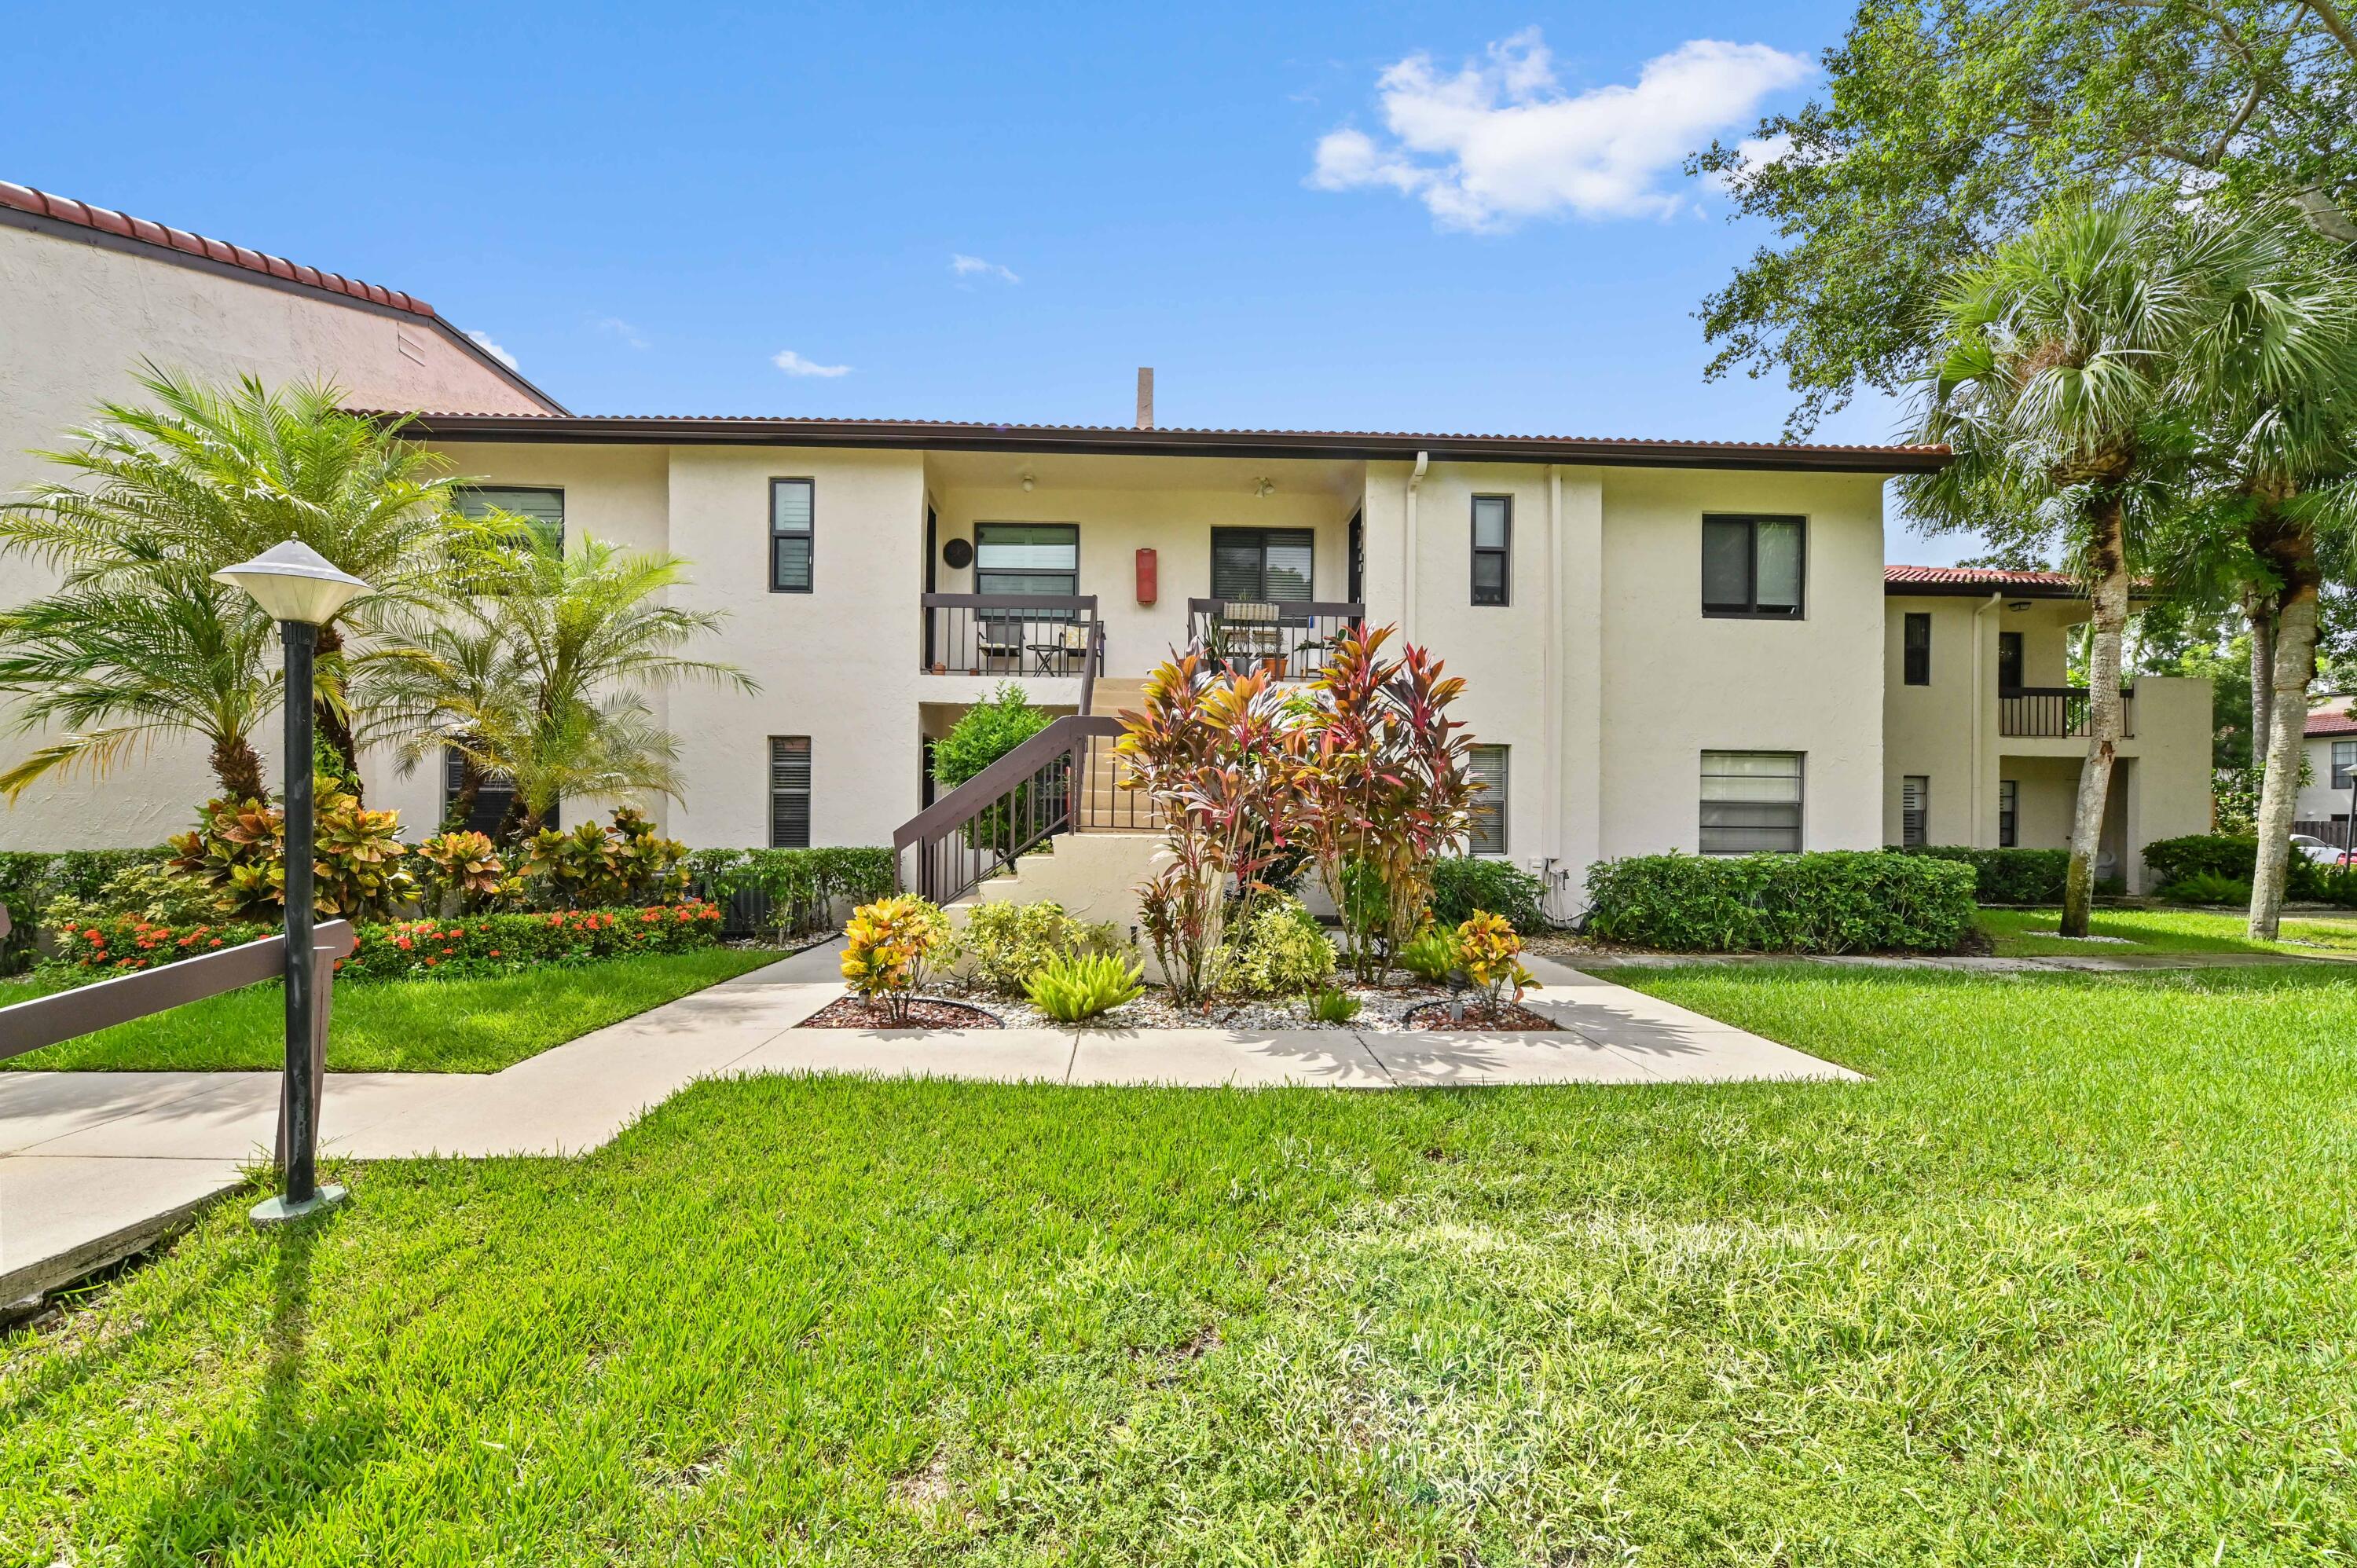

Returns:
2,948,1849,1301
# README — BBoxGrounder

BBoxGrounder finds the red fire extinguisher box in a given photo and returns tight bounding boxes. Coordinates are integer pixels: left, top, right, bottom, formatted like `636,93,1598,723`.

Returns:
1135,547,1158,605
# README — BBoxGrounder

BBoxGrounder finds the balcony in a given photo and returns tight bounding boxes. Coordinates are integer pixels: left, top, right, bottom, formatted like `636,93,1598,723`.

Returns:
1186,598,1364,680
2000,685,2135,739
922,595,1103,679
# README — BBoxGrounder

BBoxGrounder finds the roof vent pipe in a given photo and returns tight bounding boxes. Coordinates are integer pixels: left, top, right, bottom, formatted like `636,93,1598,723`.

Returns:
1135,368,1154,429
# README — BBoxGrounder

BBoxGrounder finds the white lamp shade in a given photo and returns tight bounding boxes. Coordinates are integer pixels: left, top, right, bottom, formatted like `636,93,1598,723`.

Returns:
212,540,371,625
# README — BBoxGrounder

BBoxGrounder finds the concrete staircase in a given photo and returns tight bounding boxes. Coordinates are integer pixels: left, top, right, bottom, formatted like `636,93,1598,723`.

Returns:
1078,678,1154,833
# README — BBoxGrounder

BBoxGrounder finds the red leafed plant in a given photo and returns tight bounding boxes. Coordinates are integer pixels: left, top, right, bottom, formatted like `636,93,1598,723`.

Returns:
1117,650,1304,1006
1292,625,1479,982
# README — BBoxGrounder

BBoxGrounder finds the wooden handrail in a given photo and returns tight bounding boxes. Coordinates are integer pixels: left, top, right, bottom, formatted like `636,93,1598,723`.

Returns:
0,920,355,1063
894,715,1123,850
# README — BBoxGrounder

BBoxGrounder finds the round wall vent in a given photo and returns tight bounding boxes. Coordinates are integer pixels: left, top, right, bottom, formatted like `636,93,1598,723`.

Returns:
941,537,975,570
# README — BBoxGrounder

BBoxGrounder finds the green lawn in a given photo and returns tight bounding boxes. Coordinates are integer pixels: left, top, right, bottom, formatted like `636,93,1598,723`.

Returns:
0,947,783,1073
1978,904,2357,957
5,965,2355,1562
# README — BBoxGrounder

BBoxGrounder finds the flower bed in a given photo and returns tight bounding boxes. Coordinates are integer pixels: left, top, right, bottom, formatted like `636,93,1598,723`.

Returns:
799,995,1001,1030
928,972,1552,1032
39,902,724,984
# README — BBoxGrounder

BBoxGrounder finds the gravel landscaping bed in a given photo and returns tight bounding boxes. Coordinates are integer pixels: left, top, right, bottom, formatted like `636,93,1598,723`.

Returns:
800,995,1002,1029
925,973,1542,1031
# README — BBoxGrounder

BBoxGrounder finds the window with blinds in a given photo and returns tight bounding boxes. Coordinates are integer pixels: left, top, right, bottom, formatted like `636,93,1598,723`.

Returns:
2335,741,2357,790
1700,751,1803,853
1468,745,1509,854
456,485,564,552
771,478,814,592
770,736,812,848
1903,612,1931,685
442,745,522,836
974,522,1079,598
1901,775,1929,847
1471,496,1511,606
1999,779,2018,847
1701,515,1805,617
1210,528,1314,603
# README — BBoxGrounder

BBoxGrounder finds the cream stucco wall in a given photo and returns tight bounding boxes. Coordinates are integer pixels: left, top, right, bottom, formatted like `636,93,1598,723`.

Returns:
0,219,555,849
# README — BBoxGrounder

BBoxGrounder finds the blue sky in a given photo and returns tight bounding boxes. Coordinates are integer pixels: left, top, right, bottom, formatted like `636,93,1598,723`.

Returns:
7,0,1975,562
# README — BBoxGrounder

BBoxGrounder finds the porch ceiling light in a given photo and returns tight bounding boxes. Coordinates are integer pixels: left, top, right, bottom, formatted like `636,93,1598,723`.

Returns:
213,540,369,626
1021,473,1036,492
1255,478,1275,498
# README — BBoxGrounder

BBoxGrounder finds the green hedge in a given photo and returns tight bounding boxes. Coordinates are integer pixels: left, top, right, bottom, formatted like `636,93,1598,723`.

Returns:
1428,856,1550,931
39,902,724,985
0,848,170,973
2143,834,2333,900
1886,845,2071,905
687,847,895,936
1583,851,1978,954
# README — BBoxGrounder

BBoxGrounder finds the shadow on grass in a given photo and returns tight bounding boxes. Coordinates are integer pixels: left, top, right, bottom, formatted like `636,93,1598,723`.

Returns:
126,1211,384,1563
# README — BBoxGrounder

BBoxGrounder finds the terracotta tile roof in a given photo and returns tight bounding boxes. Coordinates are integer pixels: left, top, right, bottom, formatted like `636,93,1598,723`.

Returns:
1886,564,2076,589
0,180,434,317
381,411,1952,471
2307,707,2357,737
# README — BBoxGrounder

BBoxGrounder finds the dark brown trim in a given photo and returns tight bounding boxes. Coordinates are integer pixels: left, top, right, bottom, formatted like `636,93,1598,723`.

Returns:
1884,579,2088,600
395,411,1950,473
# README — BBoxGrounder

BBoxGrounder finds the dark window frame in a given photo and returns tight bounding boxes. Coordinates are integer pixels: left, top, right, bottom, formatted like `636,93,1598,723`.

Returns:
1210,526,1315,603
770,477,815,594
973,521,1081,598
1468,744,1509,855
1699,749,1805,855
2333,740,2357,790
1901,774,1929,848
1471,495,1512,607
769,735,812,848
455,485,566,555
1700,513,1807,619
1998,778,2018,847
1903,612,1931,685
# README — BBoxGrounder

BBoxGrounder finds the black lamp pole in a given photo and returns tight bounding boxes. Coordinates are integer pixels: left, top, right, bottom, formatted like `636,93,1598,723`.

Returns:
280,618,320,1206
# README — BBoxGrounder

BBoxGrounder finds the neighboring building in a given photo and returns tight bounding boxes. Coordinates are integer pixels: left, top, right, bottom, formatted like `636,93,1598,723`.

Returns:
0,181,563,847
1882,566,2212,887
0,181,2220,907
2299,700,2357,838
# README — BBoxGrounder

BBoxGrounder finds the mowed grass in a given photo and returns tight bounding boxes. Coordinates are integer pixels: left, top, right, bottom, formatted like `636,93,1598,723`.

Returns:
1978,903,2357,957
5,967,2357,1562
1,947,783,1073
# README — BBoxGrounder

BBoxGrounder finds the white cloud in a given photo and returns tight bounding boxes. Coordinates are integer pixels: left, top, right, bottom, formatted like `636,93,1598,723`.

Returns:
1310,29,1813,229
772,349,852,378
950,253,1021,284
592,315,649,349
465,329,520,371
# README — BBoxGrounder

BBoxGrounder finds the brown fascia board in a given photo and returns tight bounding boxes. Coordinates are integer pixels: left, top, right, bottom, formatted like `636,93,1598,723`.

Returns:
1883,579,2088,599
387,412,1953,474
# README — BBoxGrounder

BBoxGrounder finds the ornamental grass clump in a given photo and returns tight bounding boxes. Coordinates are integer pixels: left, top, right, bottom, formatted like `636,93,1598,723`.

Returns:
955,899,1122,997
1025,951,1146,1022
1306,985,1362,1024
840,894,952,1024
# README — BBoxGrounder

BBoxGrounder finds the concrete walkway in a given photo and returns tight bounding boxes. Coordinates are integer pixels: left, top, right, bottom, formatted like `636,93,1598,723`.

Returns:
1,948,1849,1301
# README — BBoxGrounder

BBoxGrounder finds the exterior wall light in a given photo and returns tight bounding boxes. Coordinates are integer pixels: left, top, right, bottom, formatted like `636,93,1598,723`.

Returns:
212,540,370,1227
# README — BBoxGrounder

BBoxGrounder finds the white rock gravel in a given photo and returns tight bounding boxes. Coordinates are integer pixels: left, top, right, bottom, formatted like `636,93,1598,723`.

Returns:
926,973,1490,1031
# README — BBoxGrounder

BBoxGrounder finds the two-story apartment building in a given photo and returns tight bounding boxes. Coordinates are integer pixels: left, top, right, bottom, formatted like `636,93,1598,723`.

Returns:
0,180,2217,905
1883,566,2212,885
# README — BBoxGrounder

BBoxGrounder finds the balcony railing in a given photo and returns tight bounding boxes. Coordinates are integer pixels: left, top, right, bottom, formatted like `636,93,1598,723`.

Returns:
922,594,1102,680
2000,685,2135,739
1186,598,1364,680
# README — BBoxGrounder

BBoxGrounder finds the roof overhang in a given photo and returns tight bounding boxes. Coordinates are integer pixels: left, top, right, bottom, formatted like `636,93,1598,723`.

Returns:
389,412,1952,473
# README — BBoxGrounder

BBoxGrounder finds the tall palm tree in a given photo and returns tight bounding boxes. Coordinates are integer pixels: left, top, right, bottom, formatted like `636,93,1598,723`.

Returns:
0,564,274,800
1906,200,2220,934
2185,225,2357,936
367,534,753,838
0,368,477,794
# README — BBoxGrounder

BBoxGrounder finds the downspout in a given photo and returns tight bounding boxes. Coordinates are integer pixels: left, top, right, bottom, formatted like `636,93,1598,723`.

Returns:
1404,451,1428,639
1545,467,1565,905
1972,592,2001,844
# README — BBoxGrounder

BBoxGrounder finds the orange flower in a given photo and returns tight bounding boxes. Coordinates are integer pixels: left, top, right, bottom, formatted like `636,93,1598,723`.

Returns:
489,948,501,958
396,936,413,950
424,955,438,966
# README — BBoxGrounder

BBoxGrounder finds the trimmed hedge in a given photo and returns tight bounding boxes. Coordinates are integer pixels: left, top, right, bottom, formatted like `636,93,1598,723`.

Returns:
1428,856,1550,930
1584,851,1978,954
688,846,896,937
1886,845,2070,905
39,902,724,986
2143,834,2332,900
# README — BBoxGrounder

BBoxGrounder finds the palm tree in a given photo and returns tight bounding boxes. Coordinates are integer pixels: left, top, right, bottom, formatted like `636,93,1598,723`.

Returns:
2183,226,2357,936
367,535,753,838
1906,200,2221,935
0,368,478,794
0,565,274,800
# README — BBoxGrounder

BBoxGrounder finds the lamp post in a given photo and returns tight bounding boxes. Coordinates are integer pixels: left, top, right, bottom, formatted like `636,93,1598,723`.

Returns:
214,540,369,1226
